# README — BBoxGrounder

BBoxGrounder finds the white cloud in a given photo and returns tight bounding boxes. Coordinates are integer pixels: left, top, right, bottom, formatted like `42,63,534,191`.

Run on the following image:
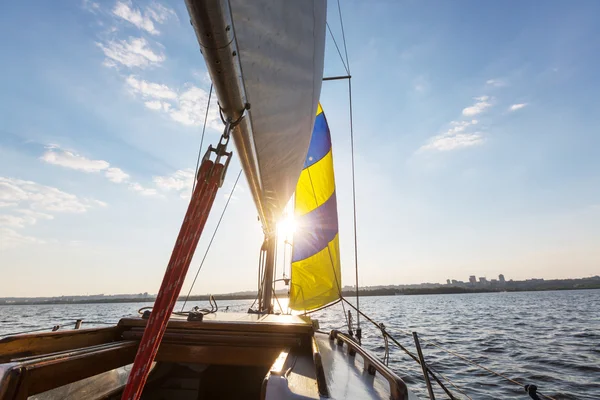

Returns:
97,37,165,69
421,133,483,151
126,76,177,99
153,169,194,197
40,146,161,198
91,199,108,207
17,209,54,225
0,215,27,228
169,86,215,126
144,100,163,110
447,120,478,135
0,179,28,204
0,210,54,228
462,96,492,116
0,177,107,248
112,1,176,35
0,228,44,250
126,76,221,129
0,201,17,208
0,177,101,214
486,79,506,87
509,103,528,112
113,2,158,35
129,182,158,196
146,3,178,24
82,0,100,13
192,70,212,86
105,167,130,183
41,146,136,186
41,147,109,172
420,120,483,152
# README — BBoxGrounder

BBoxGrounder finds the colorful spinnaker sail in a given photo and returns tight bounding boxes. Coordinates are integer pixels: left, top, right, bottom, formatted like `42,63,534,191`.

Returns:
289,104,341,311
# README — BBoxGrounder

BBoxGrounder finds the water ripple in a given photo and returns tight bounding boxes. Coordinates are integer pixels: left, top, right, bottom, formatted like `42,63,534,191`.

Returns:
0,289,598,399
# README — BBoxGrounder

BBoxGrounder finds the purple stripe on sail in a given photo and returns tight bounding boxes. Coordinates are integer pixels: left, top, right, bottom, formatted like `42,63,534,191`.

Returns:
303,113,331,168
292,191,338,262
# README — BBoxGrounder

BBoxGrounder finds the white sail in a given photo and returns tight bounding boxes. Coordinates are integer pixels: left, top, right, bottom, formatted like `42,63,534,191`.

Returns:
186,0,327,231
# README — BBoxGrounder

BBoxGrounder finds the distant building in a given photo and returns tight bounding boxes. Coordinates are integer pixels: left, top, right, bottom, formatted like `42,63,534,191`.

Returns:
479,277,487,284
451,279,458,285
469,275,477,284
499,274,505,283
446,279,451,285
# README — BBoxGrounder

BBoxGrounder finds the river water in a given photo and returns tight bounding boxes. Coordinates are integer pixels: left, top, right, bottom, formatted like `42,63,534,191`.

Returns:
1,290,598,399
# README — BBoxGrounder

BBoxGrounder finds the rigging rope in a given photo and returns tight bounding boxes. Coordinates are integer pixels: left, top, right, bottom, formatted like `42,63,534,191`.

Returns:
326,22,350,75
326,0,362,341
336,0,351,73
339,298,457,397
413,336,557,400
333,297,555,400
181,169,243,311
122,157,227,400
347,68,362,341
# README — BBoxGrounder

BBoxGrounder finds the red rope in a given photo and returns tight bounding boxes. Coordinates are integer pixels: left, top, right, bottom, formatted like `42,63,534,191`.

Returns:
121,159,224,400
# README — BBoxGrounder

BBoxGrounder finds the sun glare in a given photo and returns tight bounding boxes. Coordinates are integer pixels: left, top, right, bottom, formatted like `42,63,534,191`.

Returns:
277,215,297,239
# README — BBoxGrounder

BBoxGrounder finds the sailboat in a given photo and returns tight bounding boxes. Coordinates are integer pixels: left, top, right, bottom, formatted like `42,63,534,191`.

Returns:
0,1,420,399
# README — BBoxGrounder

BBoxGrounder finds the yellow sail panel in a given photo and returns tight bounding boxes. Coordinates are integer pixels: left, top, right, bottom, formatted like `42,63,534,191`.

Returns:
290,235,340,310
294,151,335,216
289,105,341,311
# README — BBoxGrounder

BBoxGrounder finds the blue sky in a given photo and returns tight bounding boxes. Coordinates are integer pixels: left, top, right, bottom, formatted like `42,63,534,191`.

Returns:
1,1,598,297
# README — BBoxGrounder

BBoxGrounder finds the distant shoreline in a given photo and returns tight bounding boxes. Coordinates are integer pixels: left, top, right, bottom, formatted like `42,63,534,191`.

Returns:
1,285,598,306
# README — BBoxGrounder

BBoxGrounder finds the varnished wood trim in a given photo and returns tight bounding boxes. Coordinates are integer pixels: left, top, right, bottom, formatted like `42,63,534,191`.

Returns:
0,363,21,400
312,336,330,397
0,327,122,363
119,317,313,335
10,341,132,363
10,341,137,398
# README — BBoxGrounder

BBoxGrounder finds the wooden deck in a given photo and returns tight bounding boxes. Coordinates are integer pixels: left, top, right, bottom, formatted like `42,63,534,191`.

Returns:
119,312,314,334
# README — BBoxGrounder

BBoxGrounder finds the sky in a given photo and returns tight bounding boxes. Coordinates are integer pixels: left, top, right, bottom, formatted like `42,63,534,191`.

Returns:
1,1,599,297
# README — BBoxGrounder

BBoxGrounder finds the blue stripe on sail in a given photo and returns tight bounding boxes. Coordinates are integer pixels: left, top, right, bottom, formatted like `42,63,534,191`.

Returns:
292,191,339,262
303,113,331,168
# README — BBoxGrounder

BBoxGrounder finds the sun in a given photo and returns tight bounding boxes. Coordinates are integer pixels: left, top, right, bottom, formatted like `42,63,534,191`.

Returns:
277,214,297,239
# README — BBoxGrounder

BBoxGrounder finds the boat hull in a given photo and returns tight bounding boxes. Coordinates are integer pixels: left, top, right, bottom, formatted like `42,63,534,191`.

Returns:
0,312,418,399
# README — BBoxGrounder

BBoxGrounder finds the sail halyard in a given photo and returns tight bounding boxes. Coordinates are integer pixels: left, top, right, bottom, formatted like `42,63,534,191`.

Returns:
289,105,342,311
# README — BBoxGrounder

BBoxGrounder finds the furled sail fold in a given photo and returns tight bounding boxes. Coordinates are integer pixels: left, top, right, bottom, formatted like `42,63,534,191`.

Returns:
289,105,341,311
186,0,327,231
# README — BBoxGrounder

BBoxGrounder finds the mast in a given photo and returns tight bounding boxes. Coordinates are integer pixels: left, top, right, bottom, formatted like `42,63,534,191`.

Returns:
260,236,276,313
